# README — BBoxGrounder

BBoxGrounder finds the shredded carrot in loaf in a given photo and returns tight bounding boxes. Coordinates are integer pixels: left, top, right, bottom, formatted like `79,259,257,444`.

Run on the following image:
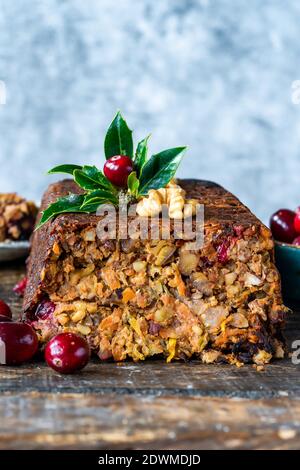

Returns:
122,287,135,303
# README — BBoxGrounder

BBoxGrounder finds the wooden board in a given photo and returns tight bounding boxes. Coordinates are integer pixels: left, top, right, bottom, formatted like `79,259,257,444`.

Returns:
0,260,300,450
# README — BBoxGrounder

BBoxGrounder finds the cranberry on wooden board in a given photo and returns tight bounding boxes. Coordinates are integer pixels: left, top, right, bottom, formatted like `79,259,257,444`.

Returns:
294,208,300,234
45,333,90,374
0,322,38,365
0,300,12,319
270,209,297,243
103,155,133,187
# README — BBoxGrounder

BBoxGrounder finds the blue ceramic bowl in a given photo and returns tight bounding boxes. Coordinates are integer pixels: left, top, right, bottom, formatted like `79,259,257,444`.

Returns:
275,241,300,302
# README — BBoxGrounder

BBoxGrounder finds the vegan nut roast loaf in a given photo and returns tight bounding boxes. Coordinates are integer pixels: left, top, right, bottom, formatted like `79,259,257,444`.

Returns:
23,178,288,365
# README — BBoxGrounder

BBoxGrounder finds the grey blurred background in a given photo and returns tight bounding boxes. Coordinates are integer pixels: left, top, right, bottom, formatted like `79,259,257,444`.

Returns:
0,0,300,223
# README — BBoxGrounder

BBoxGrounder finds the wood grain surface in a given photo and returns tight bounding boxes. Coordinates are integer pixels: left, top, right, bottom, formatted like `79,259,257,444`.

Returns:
0,260,300,450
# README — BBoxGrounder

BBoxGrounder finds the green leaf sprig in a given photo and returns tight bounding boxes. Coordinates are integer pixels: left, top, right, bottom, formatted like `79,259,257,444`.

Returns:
37,111,186,228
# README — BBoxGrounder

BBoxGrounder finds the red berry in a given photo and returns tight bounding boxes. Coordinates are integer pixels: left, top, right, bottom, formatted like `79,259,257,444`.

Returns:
0,300,12,319
0,322,38,365
35,301,56,320
216,239,230,264
103,155,133,187
45,333,90,374
293,236,300,246
294,207,300,234
270,209,297,243
233,225,244,238
13,277,27,297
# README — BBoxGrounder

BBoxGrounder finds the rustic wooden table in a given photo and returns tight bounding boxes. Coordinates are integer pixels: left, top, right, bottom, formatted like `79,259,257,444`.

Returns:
0,260,300,450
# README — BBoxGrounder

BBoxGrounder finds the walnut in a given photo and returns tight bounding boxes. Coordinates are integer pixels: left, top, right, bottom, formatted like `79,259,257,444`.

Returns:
136,189,164,217
154,307,173,323
178,251,199,275
184,199,198,217
136,181,197,219
76,324,91,335
151,240,176,266
167,183,186,219
132,260,147,272
71,309,87,323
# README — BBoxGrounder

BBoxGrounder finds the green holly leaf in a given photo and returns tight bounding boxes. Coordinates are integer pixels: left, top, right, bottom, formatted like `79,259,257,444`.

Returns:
74,169,99,191
134,135,150,176
81,189,118,208
36,194,86,229
82,166,116,192
78,201,114,213
74,166,116,192
127,171,140,198
104,111,133,159
48,164,82,175
138,147,186,195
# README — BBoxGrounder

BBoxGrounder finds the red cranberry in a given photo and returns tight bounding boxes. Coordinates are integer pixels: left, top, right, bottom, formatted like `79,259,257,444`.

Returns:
103,155,133,187
294,207,300,234
35,301,56,320
13,277,27,297
293,236,300,246
45,333,90,374
233,225,244,238
270,209,297,243
217,239,230,264
0,322,38,365
0,300,12,319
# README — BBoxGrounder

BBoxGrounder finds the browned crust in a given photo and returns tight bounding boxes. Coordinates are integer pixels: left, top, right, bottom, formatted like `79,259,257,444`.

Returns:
23,178,266,313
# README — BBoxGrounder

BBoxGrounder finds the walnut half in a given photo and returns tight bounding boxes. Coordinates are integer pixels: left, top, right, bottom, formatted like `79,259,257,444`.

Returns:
136,182,197,219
